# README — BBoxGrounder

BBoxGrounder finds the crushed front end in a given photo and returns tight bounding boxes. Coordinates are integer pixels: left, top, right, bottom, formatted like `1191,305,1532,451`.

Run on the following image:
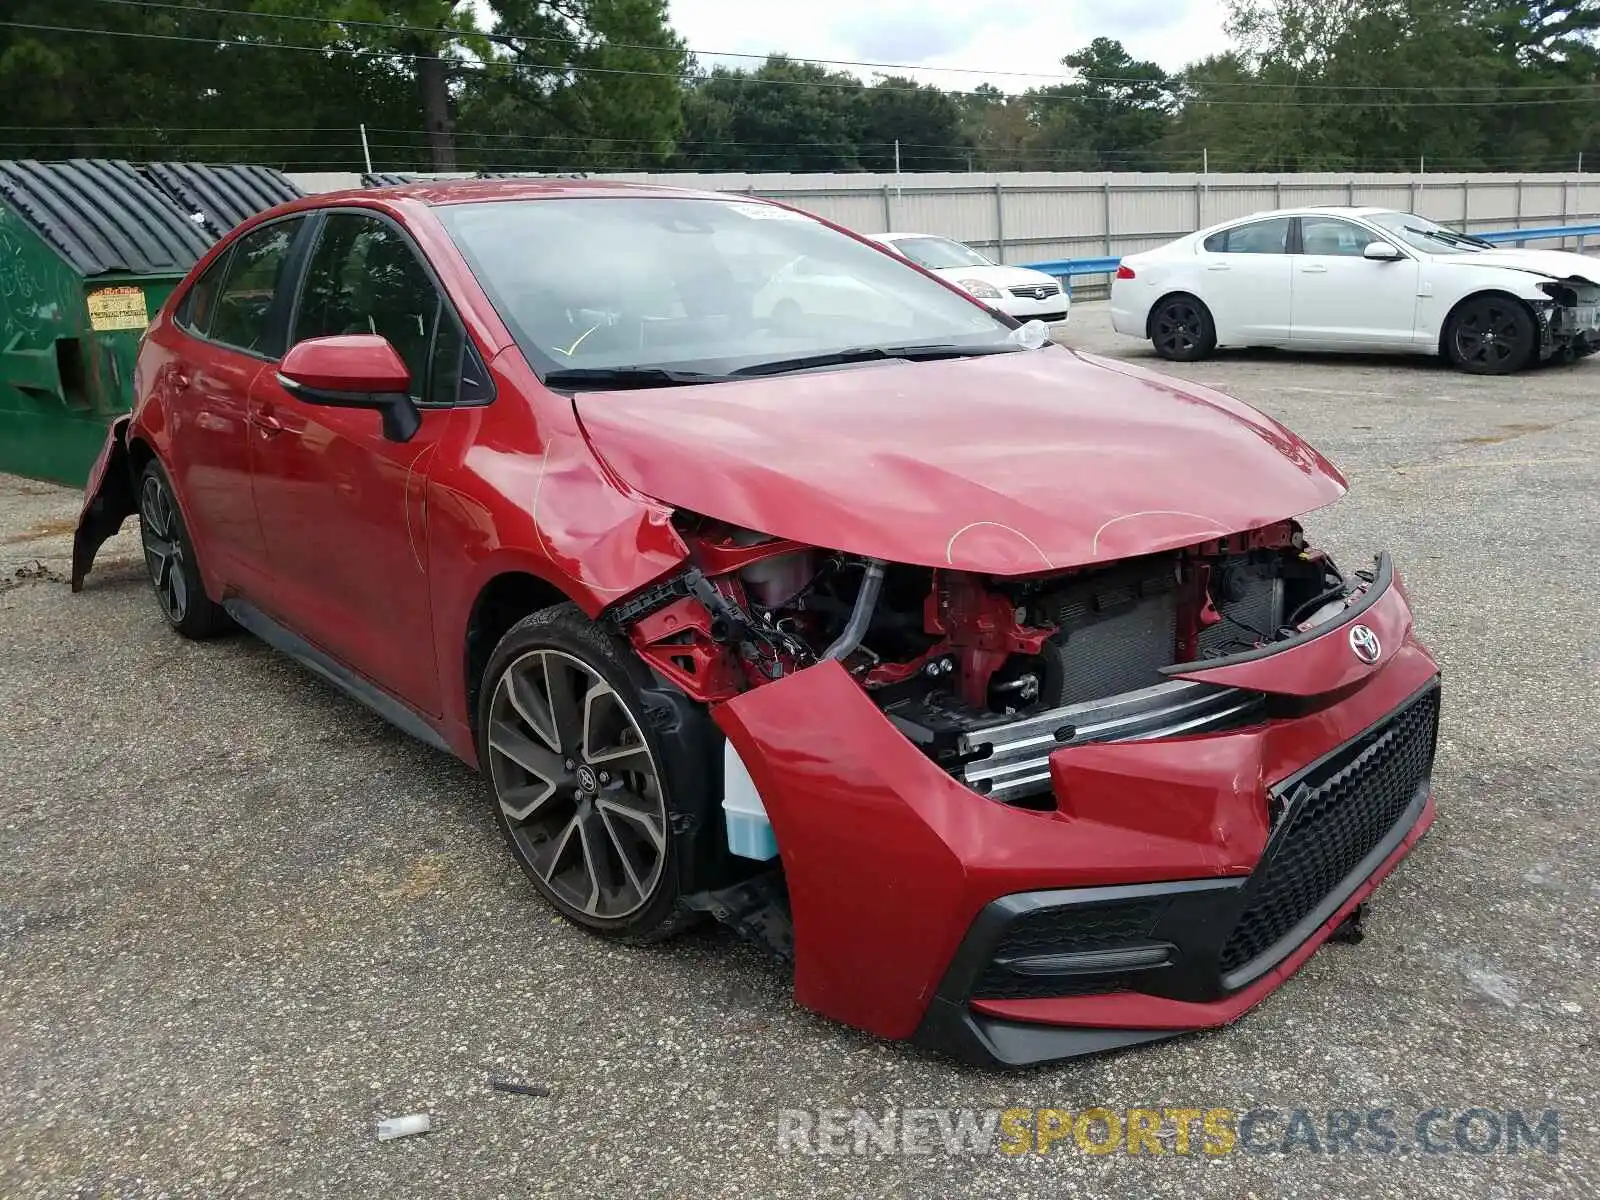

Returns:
1534,276,1600,361
606,516,1441,1066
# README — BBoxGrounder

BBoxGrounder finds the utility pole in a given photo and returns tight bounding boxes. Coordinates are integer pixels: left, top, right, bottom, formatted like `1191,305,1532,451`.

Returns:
359,124,374,174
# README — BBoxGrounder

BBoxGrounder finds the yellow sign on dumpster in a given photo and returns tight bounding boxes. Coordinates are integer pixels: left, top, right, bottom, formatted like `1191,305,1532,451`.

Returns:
86,285,149,332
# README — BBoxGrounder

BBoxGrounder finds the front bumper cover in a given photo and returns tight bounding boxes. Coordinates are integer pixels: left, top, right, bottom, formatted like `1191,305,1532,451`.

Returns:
914,682,1439,1066
712,562,1442,1063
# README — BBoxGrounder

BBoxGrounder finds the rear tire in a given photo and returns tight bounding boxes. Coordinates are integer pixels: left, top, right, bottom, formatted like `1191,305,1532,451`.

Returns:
137,461,232,639
1444,294,1536,374
1150,294,1217,361
477,603,700,943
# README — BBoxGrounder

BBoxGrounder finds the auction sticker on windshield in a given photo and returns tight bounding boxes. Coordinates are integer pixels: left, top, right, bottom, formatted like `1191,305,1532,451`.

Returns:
726,202,807,220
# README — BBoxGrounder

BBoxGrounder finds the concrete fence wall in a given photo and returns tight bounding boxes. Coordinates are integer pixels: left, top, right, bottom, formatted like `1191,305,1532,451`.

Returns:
289,169,1600,263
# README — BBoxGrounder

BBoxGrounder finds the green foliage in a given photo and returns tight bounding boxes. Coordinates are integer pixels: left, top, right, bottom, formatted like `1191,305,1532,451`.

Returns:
0,3,1594,174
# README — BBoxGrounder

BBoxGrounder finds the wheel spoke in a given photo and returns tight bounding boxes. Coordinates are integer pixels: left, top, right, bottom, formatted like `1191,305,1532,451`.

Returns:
570,809,606,915
498,779,560,823
489,717,567,783
582,686,654,772
166,564,187,618
531,812,586,907
542,655,585,752
597,804,648,903
597,789,667,855
505,668,559,751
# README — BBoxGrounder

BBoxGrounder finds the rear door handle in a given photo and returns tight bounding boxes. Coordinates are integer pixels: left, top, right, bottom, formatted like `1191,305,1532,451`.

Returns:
1206,263,1232,271
170,371,191,392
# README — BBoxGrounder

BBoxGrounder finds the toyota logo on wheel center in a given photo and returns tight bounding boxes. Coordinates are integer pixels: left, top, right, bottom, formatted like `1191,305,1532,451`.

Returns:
576,764,600,793
1348,624,1382,664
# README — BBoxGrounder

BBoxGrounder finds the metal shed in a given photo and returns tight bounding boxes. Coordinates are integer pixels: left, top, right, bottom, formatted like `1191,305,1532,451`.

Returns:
0,158,214,485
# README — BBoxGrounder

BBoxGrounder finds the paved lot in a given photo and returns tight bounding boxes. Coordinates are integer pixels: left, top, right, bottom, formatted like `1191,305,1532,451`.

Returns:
2,311,1597,1198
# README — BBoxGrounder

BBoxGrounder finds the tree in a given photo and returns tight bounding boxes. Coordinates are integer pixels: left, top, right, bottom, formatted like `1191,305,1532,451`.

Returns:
857,76,972,171
460,0,685,171
956,84,1034,170
258,1,489,171
676,57,866,172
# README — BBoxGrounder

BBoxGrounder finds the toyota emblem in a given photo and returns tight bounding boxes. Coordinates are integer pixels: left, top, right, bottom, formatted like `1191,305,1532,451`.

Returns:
1348,624,1381,664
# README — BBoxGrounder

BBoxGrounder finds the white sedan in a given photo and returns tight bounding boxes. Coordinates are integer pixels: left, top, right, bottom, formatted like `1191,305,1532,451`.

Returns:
1109,206,1600,373
869,233,1070,325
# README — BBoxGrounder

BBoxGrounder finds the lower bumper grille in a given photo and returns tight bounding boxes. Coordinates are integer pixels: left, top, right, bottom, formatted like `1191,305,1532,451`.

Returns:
1218,685,1440,979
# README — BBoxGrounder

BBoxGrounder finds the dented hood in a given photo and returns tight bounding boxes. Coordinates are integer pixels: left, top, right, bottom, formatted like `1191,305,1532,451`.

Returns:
574,347,1347,574
1457,247,1600,285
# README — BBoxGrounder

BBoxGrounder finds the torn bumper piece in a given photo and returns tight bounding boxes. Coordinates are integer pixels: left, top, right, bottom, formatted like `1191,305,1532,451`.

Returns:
713,608,1440,1066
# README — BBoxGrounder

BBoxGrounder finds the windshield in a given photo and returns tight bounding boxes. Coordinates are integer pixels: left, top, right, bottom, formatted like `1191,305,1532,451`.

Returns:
436,198,1015,379
888,236,993,270
1364,211,1489,255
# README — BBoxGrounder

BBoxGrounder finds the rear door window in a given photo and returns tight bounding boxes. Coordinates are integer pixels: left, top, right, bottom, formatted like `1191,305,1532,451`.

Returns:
207,218,307,357
175,247,233,336
1203,218,1292,254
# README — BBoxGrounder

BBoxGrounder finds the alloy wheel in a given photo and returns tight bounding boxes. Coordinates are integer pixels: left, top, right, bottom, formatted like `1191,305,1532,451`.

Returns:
1154,301,1202,356
486,649,667,920
139,474,188,623
1453,303,1523,367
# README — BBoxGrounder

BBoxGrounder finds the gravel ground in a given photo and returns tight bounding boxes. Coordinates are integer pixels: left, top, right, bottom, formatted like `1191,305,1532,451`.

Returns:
2,311,1596,1198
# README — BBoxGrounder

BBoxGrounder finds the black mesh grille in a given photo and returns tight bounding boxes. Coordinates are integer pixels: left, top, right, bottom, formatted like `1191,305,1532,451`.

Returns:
974,899,1166,999
1219,687,1440,976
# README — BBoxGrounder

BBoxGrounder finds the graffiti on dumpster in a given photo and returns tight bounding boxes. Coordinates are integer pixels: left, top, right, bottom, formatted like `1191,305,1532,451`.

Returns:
0,219,48,340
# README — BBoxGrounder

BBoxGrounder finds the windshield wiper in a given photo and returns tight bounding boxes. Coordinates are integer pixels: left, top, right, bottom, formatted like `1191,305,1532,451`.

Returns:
1410,226,1492,251
729,342,1017,378
542,366,730,391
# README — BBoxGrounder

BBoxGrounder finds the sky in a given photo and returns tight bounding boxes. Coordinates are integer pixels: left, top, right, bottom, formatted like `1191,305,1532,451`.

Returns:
665,0,1234,89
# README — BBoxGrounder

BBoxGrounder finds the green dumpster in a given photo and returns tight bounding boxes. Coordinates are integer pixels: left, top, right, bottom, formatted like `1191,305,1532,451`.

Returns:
0,159,300,487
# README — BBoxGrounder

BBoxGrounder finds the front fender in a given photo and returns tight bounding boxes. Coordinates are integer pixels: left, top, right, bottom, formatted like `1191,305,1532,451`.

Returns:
71,416,136,591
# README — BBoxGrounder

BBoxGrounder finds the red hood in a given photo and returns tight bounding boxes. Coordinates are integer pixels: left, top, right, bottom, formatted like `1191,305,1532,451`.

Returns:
574,347,1346,574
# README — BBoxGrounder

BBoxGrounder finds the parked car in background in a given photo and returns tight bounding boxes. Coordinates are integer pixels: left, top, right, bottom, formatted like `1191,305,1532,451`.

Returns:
870,232,1070,325
74,180,1440,1067
1110,206,1600,373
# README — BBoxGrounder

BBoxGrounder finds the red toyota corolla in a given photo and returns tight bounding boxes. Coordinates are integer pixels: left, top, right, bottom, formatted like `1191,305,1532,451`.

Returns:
72,181,1440,1067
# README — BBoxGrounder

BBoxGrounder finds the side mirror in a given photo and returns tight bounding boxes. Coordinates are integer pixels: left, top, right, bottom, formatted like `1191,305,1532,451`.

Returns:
1363,241,1403,262
277,334,421,443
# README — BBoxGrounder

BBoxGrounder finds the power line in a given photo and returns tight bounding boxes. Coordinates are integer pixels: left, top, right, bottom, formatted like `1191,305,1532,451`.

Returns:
83,0,1600,96
18,16,1600,107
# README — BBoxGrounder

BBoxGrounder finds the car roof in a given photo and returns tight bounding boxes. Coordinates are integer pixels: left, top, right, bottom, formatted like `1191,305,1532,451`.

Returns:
1212,205,1397,223
254,178,772,225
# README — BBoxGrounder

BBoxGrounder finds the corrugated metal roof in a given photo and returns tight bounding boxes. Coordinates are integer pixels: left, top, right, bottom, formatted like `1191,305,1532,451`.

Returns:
142,162,303,238
0,158,214,276
476,171,589,180
361,172,428,188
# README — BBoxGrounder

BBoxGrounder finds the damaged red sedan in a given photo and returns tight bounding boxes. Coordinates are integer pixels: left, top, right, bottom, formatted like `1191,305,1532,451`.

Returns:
73,181,1440,1067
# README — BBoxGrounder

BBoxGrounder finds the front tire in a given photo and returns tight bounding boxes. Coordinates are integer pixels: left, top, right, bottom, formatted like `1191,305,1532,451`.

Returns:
138,461,232,639
1150,294,1217,361
1444,294,1536,374
478,604,697,942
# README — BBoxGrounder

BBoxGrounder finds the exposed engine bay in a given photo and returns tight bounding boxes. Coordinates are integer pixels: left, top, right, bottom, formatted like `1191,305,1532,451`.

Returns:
612,515,1366,805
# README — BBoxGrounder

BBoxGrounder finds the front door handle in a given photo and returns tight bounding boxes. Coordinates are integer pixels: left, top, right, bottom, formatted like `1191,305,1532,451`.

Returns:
1206,263,1232,271
250,410,284,437
1300,264,1329,274
170,371,191,392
